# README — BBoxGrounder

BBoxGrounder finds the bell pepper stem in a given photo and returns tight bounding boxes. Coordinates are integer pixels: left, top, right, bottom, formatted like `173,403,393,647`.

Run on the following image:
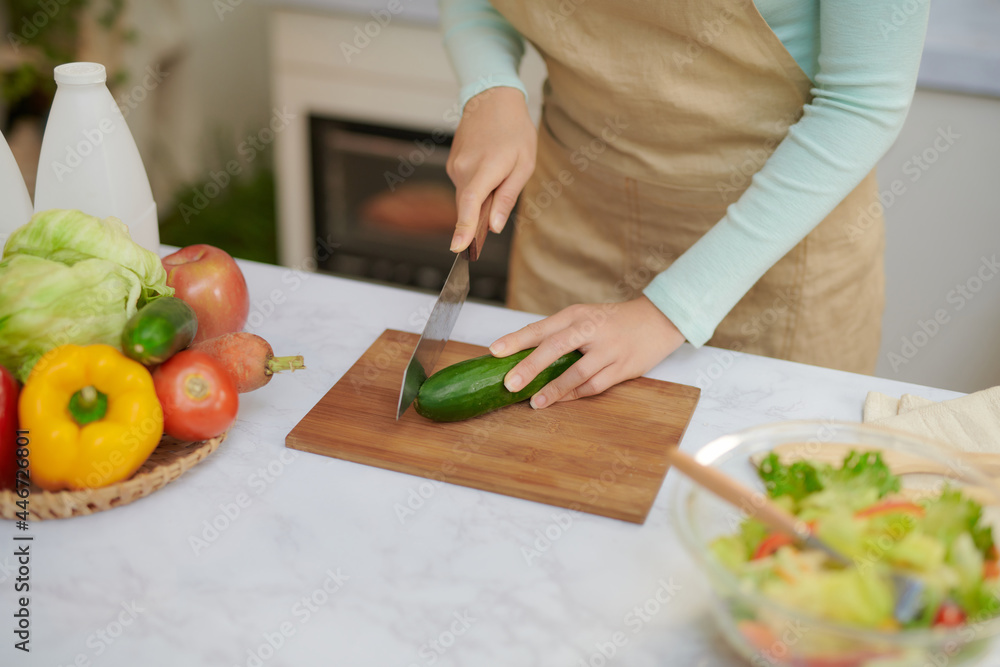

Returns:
68,385,108,425
265,355,305,376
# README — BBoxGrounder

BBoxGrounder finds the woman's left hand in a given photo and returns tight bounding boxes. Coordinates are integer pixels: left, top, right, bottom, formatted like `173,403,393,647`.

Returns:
490,297,686,408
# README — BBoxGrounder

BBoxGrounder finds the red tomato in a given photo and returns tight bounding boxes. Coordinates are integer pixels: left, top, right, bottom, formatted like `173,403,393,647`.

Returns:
933,601,967,628
737,620,778,653
855,501,925,519
753,533,796,560
153,351,238,441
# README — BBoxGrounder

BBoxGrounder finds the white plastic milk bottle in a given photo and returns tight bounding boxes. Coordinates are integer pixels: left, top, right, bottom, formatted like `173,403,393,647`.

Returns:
0,129,34,247
34,62,159,252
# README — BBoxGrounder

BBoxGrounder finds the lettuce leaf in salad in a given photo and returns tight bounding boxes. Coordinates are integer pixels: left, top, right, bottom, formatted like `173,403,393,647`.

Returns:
740,519,769,558
955,577,1000,621
710,519,770,570
887,530,946,572
823,451,901,499
709,536,746,573
760,562,896,628
921,487,995,558
812,507,866,559
757,453,823,502
758,450,900,513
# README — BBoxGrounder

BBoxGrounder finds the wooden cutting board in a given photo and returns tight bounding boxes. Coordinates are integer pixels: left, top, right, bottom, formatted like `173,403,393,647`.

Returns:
286,329,700,523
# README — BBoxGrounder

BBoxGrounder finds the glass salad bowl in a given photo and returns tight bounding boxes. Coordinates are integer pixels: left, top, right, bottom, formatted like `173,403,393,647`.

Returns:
670,421,1000,667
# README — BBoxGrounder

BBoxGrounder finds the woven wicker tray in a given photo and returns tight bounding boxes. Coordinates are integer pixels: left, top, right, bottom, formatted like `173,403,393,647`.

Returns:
0,432,226,521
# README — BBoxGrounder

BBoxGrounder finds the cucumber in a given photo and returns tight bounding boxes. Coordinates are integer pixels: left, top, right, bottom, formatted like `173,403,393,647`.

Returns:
121,296,198,366
414,348,582,422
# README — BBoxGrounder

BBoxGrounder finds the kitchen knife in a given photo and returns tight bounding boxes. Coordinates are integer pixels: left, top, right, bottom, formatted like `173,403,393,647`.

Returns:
396,193,493,419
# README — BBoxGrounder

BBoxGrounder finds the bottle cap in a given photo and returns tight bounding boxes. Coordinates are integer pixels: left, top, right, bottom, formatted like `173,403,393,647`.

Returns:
54,62,107,85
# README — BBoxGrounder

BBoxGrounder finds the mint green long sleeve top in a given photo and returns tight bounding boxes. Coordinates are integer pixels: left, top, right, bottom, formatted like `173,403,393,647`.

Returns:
440,0,930,347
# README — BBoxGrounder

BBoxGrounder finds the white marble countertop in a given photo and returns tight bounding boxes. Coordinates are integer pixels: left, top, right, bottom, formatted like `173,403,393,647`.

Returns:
11,256,991,667
265,0,1000,98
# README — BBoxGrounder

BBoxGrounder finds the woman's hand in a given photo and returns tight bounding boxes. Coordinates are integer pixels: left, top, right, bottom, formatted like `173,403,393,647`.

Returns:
490,297,687,408
447,86,537,252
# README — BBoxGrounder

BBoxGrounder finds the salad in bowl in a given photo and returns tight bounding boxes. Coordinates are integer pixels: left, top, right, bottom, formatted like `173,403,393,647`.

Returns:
671,422,1000,667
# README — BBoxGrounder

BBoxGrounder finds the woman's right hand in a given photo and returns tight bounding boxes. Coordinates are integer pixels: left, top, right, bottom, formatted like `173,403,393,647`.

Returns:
446,86,537,252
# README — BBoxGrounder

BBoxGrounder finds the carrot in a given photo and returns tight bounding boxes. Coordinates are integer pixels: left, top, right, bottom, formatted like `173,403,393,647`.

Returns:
855,500,924,519
752,533,796,560
191,332,304,393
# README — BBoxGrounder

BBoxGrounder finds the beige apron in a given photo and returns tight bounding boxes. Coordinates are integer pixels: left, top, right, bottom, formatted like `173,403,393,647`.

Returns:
493,0,885,374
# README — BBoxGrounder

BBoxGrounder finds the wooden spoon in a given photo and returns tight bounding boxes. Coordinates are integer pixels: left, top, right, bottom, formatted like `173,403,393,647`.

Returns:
669,447,810,540
667,446,926,622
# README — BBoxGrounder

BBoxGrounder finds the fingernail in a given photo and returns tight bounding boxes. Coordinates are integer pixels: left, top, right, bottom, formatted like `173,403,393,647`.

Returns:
490,341,506,355
505,373,521,392
450,234,466,252
491,213,505,232
531,394,547,409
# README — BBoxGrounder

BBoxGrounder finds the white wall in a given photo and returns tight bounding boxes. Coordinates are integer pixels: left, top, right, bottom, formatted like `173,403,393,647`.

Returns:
1,1,274,206
876,90,1000,393
116,0,272,204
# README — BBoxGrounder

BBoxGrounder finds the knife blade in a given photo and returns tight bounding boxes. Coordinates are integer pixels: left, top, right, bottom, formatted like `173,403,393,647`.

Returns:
396,193,493,419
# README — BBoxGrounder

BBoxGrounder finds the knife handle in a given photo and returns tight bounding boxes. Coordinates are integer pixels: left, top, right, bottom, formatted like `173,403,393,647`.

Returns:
466,192,493,262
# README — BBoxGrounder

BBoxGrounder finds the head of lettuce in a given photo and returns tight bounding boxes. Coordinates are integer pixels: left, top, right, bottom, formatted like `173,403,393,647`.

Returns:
0,209,172,382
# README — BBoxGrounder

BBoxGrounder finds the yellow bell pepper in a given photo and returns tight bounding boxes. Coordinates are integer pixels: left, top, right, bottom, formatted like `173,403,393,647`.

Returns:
19,344,163,490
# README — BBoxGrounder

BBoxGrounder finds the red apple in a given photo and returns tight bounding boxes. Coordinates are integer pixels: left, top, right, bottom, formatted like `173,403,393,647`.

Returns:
162,245,250,344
